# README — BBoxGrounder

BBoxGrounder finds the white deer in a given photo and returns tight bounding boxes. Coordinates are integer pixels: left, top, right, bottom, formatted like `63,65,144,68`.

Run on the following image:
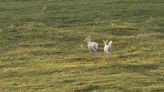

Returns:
103,40,112,60
42,6,47,14
84,35,98,58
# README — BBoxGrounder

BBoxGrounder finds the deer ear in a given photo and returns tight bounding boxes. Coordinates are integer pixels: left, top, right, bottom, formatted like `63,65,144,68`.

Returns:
103,40,105,42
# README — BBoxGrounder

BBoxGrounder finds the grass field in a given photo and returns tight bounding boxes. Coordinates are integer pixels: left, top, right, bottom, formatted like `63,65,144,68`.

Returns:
0,0,164,92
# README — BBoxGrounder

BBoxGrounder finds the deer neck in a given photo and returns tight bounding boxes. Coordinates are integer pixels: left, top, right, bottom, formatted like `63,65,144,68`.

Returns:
87,40,92,44
105,44,110,47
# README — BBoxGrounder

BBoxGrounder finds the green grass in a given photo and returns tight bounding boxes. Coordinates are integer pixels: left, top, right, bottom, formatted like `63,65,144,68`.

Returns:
0,0,164,92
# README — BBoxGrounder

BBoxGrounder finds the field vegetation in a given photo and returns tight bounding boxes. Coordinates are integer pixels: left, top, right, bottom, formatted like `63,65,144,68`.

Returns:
0,0,164,92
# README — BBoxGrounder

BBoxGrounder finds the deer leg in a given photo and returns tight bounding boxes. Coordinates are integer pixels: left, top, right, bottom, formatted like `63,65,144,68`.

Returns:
103,53,106,61
93,51,96,59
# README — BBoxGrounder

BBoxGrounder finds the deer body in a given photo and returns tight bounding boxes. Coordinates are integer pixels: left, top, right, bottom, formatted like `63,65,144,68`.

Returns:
103,40,112,60
84,36,98,58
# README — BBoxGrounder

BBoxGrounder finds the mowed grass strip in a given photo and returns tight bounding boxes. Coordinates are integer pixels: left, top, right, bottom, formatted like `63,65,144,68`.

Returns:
0,0,164,92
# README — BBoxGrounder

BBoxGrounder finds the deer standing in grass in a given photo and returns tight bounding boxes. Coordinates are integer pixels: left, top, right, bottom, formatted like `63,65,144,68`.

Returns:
84,35,98,58
42,6,47,14
103,40,112,60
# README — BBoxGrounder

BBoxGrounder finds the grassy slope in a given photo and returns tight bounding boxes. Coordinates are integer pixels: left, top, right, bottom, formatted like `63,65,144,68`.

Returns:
0,0,164,92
